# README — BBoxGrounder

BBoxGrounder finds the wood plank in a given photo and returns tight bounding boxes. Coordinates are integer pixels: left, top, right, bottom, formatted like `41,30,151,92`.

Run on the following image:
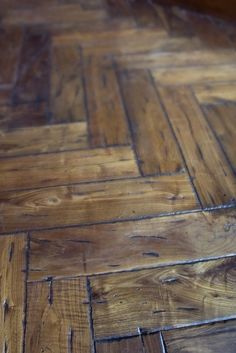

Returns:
90,257,236,339
158,86,236,207
143,332,165,353
25,278,91,353
96,336,143,353
0,174,198,233
13,28,50,104
131,1,161,28
0,146,138,191
163,320,236,353
194,83,236,105
116,49,236,70
119,69,183,175
203,104,236,174
28,208,236,280
0,234,26,353
0,28,22,85
0,122,88,157
84,55,130,146
50,45,86,123
153,65,236,86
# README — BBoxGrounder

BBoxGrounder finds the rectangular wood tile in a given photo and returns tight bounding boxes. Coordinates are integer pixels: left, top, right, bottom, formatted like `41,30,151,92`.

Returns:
203,104,236,174
28,208,236,280
50,45,86,123
13,28,50,104
194,83,236,105
143,332,164,353
153,65,236,86
0,28,22,85
96,336,143,353
0,146,138,191
25,278,91,353
158,86,236,207
163,320,236,353
84,55,130,146
90,257,236,339
0,174,198,233
0,122,88,157
119,69,183,175
0,234,26,353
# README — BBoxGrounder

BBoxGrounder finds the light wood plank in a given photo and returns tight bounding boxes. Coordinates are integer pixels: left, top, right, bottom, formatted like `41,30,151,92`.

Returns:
51,45,86,123
0,174,198,233
158,86,236,207
96,336,143,353
84,55,130,146
29,209,236,280
203,104,236,174
0,234,26,353
25,278,91,353
90,257,236,339
0,146,139,191
119,69,183,175
0,122,88,157
194,83,236,105
163,320,236,353
153,65,236,86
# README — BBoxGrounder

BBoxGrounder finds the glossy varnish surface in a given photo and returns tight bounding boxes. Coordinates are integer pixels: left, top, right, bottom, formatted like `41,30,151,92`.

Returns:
0,1,236,352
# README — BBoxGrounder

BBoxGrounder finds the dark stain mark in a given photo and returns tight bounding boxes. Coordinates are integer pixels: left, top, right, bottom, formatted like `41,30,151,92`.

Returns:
177,307,199,312
108,264,121,267
152,309,166,314
129,235,167,240
8,242,14,262
2,299,9,322
68,327,73,353
143,251,160,257
46,276,53,305
67,239,93,244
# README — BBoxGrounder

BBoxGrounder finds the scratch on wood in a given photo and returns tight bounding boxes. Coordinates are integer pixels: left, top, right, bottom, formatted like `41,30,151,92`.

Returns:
8,241,14,262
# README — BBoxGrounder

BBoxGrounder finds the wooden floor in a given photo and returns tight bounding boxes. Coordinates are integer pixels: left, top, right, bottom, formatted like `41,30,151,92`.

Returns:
0,0,236,352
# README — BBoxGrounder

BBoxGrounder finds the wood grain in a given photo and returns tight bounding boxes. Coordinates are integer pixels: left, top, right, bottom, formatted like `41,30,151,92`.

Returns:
0,146,138,191
90,257,236,338
163,320,236,353
50,45,86,122
158,86,236,207
0,174,198,233
119,69,183,175
29,209,236,280
194,83,236,105
84,55,130,147
0,122,88,157
0,234,26,353
25,278,91,353
96,336,143,353
143,332,165,353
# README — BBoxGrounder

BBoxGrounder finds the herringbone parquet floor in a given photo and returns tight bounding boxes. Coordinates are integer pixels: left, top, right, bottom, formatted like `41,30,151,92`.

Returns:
0,1,236,352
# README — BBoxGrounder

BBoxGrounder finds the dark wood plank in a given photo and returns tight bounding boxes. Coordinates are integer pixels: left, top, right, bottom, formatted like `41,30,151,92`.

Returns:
0,174,198,233
0,146,138,191
0,122,88,157
158,86,236,207
84,55,130,147
96,336,143,353
0,234,26,353
119,69,183,175
50,45,86,123
163,320,236,353
143,332,165,353
13,28,50,104
25,278,91,353
90,257,236,339
0,28,22,85
203,104,236,175
28,209,236,280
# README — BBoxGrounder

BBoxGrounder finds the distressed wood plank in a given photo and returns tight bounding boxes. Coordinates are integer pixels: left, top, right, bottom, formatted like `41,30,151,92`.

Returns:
158,86,236,207
13,28,50,104
203,104,236,174
90,257,236,339
143,332,165,353
96,336,143,353
0,174,198,233
0,122,88,157
0,234,26,353
50,45,86,123
84,55,130,146
119,69,183,175
25,278,91,353
153,65,236,86
163,320,236,353
28,205,236,281
0,146,138,191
